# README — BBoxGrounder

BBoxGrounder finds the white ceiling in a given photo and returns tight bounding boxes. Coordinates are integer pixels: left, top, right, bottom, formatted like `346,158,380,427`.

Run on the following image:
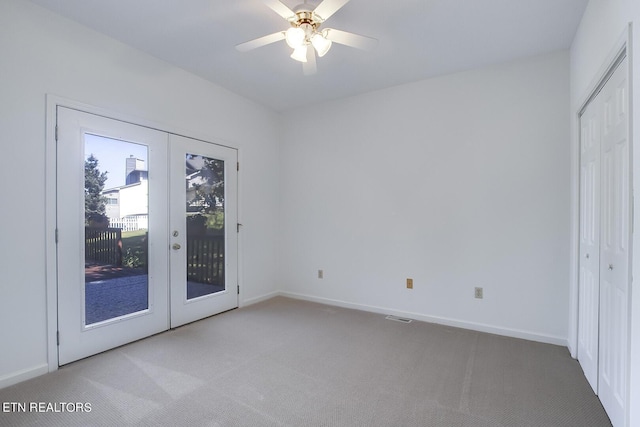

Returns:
29,0,588,112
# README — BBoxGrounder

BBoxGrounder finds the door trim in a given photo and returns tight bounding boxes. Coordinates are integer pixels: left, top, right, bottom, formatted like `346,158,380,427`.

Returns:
45,95,242,372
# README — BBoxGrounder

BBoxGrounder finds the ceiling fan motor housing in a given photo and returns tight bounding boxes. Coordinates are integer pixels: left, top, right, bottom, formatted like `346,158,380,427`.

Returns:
290,4,325,26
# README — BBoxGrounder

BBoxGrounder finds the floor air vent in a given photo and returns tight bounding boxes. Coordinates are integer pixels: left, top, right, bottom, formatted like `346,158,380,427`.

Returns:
385,315,412,323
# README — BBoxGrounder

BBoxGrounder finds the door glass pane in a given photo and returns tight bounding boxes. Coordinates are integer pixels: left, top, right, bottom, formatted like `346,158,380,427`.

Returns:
185,153,225,299
84,135,149,325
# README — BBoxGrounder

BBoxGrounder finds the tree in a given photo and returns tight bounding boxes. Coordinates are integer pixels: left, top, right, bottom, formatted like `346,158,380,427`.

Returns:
197,156,224,211
186,155,225,232
84,154,109,225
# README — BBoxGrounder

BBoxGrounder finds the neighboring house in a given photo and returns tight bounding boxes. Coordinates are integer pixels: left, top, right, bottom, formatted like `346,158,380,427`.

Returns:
103,156,148,231
103,189,119,219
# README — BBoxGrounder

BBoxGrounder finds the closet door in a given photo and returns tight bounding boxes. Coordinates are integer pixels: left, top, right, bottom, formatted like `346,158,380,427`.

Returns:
578,93,601,393
577,55,629,427
598,57,629,427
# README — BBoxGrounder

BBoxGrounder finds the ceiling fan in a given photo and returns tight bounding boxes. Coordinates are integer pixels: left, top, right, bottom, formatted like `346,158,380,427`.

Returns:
236,0,378,75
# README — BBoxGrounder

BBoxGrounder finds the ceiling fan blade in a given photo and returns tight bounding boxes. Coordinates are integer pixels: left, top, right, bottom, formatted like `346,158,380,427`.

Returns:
303,47,317,76
236,31,285,52
324,28,378,51
262,0,296,20
313,0,350,21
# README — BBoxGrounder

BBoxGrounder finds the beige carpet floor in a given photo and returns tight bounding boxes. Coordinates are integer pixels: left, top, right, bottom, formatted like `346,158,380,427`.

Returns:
0,297,611,426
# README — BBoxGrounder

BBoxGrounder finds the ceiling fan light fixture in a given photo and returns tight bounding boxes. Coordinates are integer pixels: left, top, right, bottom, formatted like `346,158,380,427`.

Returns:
311,32,332,57
285,27,306,48
235,0,379,75
290,45,308,62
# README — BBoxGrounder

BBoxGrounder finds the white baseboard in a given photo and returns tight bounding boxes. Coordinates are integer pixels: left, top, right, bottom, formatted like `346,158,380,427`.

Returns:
240,291,281,308
0,364,49,390
279,291,568,347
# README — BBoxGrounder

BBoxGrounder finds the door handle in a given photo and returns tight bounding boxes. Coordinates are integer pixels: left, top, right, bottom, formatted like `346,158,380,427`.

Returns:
608,264,614,270
172,243,181,250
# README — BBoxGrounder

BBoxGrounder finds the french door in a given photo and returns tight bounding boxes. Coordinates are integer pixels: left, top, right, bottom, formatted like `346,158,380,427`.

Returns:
56,107,237,365
169,134,238,327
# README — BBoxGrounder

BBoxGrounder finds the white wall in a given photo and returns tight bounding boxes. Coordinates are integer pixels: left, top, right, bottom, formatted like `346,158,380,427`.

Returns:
569,1,640,425
279,51,571,345
0,0,280,387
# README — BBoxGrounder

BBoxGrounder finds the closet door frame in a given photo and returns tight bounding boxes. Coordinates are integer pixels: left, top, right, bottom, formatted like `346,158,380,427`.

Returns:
571,26,632,427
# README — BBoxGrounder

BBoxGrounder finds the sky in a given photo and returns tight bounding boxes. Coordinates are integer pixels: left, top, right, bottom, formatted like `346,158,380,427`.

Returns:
85,133,148,189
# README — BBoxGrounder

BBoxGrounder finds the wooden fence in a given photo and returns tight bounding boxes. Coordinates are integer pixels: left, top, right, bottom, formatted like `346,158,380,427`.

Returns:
85,227,122,266
186,234,224,285
85,227,222,283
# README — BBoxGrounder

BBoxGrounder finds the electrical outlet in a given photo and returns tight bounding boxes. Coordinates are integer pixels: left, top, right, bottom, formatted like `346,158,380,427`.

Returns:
318,269,323,279
406,278,413,289
475,287,483,299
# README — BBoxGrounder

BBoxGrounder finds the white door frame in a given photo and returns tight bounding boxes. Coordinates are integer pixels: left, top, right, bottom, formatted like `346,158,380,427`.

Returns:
45,95,242,371
570,25,632,427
